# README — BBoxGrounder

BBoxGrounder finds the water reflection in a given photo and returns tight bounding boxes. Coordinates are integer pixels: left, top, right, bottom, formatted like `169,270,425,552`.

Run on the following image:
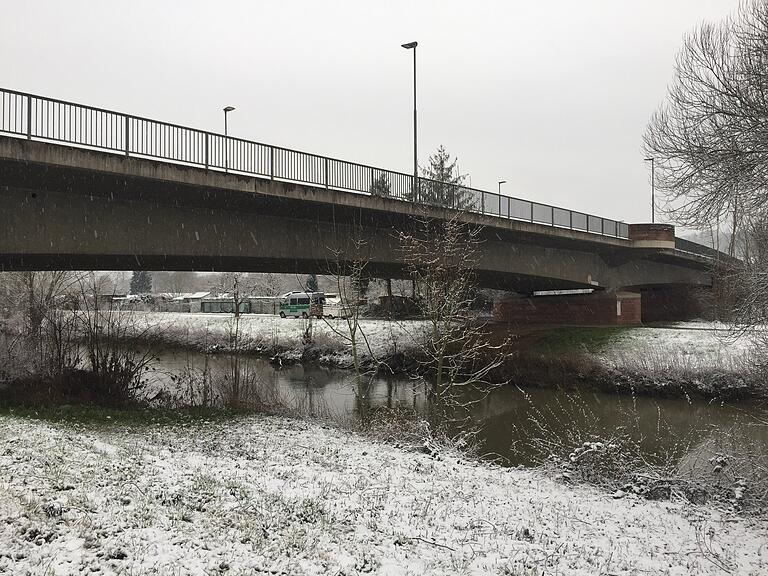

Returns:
144,348,768,467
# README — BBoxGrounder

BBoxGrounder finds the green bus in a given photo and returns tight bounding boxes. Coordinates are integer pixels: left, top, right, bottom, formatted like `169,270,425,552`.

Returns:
278,291,325,318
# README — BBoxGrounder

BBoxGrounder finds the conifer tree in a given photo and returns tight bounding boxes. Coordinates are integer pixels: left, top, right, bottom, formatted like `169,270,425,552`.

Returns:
369,172,391,197
129,271,153,294
420,146,473,209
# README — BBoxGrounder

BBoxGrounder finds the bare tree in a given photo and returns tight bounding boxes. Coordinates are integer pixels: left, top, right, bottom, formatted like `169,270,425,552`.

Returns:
75,274,158,405
643,1,768,256
398,211,503,435
252,273,283,297
153,271,198,296
213,272,256,407
0,271,84,377
732,214,768,332
322,235,383,425
643,0,768,331
9,271,83,339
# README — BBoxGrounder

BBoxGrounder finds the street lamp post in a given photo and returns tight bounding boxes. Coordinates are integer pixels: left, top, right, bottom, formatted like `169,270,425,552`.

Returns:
644,157,655,223
498,180,507,195
223,106,236,172
402,41,418,202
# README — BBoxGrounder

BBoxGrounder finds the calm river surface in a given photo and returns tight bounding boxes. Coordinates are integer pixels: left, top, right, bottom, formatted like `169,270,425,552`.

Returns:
146,348,768,466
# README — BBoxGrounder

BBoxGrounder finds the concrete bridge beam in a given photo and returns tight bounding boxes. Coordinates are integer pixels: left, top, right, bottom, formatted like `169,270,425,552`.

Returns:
0,135,716,302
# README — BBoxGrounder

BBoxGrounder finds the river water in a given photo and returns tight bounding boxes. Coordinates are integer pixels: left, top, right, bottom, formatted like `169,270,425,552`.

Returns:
145,347,768,467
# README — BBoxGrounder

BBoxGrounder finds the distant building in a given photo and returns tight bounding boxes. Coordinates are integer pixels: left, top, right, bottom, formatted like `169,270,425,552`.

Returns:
96,293,127,306
200,295,249,314
169,292,210,313
199,295,280,314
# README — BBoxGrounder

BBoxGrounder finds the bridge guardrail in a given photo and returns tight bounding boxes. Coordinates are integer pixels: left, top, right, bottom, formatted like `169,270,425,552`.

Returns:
675,238,741,264
0,88,630,239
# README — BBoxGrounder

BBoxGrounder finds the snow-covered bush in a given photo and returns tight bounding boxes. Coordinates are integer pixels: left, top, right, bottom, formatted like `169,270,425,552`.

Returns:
527,390,768,514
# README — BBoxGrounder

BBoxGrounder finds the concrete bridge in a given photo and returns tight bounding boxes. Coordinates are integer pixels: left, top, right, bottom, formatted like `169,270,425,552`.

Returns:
0,89,725,324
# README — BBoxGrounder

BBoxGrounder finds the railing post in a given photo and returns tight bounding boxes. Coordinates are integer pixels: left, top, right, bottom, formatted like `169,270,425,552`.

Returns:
204,133,209,169
530,202,534,223
26,95,31,140
481,191,485,214
124,116,130,156
325,158,329,189
270,146,275,180
370,166,374,193
551,206,554,226
569,211,573,229
601,219,605,235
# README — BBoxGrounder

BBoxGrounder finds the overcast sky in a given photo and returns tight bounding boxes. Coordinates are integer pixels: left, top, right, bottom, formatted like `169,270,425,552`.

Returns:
1,1,741,225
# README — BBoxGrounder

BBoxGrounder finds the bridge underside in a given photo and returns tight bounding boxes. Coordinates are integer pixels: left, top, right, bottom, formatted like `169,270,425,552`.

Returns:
0,137,713,307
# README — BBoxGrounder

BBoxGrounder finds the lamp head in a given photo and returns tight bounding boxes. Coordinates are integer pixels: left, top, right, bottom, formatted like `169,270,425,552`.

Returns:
223,106,236,113
401,41,418,49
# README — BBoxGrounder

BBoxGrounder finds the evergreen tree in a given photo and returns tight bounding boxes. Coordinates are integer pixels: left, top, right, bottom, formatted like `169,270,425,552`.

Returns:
420,145,473,209
306,274,319,293
369,172,391,197
130,271,153,294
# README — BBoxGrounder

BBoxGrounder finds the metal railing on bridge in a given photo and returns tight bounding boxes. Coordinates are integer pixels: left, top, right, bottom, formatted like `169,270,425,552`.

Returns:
0,88,630,239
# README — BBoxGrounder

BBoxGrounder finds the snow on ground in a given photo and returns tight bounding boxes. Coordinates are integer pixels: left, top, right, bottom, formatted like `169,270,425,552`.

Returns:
129,312,429,361
1,413,766,575
600,321,755,372
124,313,756,376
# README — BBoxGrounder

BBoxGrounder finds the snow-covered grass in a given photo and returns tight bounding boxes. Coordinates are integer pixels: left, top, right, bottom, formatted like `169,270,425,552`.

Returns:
125,312,430,365
1,411,766,575
600,322,754,372
132,314,756,372
45,312,766,397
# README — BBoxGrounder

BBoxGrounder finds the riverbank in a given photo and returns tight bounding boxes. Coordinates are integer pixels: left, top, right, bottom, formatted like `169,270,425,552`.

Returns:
106,312,766,400
1,409,766,575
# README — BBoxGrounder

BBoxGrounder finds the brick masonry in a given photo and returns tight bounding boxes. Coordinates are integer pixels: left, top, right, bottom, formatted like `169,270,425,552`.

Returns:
493,291,642,326
628,223,675,242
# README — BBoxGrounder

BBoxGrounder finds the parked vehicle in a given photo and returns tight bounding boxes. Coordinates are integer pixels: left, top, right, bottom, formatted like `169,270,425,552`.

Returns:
322,292,352,319
278,291,324,318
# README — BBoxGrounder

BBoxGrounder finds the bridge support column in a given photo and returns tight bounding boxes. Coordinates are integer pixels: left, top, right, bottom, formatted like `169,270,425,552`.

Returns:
493,290,642,326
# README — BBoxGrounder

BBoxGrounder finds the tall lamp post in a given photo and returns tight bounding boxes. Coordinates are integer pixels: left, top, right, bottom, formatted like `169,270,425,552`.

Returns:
644,157,655,223
223,106,236,172
498,180,507,195
402,41,418,202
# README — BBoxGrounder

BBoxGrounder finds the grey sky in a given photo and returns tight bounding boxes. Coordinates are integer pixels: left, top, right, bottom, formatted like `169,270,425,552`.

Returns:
1,0,740,225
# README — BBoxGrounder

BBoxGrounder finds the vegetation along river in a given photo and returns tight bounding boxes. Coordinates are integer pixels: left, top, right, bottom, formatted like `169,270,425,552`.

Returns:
145,347,768,467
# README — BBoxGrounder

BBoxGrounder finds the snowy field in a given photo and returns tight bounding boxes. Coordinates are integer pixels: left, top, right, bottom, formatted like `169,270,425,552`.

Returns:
600,322,756,372
1,413,766,575
128,312,430,362
131,312,755,371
